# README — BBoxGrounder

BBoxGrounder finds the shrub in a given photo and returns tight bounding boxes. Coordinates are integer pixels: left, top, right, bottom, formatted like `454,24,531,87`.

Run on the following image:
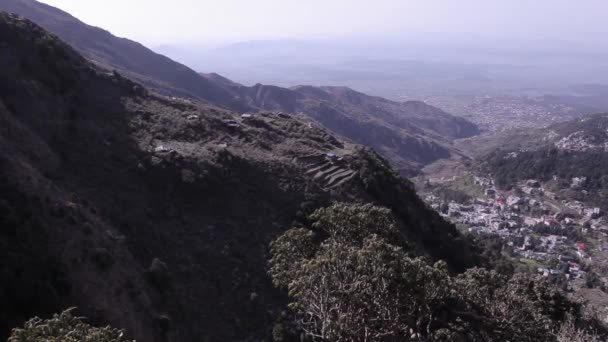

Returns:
8,308,130,342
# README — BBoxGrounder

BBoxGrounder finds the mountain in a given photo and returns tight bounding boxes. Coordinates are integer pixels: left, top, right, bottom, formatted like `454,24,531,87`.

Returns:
0,13,476,341
0,0,250,110
0,0,480,174
202,78,480,174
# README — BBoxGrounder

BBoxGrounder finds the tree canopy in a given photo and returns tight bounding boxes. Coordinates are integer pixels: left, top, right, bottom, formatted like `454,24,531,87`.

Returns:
269,203,605,341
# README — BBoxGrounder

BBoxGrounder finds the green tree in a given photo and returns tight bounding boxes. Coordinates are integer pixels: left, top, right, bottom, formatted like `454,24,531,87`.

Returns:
308,203,401,246
269,203,606,341
270,204,454,340
269,227,318,289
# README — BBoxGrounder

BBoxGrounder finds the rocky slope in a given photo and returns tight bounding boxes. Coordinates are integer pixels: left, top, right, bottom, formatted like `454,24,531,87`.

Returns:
1,0,479,174
204,80,479,174
0,13,475,341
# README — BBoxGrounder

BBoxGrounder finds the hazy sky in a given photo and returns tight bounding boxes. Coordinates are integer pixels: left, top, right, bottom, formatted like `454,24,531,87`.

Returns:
38,0,608,46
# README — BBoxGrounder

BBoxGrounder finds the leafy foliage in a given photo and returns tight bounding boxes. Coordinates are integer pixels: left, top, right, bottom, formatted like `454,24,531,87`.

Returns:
309,203,401,246
269,203,606,341
8,309,130,342
269,228,319,288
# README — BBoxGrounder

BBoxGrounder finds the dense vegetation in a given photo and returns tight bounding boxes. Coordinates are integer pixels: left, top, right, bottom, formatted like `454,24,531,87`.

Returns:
482,148,608,208
270,203,605,341
8,309,129,342
351,149,475,272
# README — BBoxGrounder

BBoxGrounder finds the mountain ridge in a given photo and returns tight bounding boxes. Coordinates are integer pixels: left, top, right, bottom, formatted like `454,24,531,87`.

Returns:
200,75,479,173
0,0,250,110
0,0,480,174
0,12,476,340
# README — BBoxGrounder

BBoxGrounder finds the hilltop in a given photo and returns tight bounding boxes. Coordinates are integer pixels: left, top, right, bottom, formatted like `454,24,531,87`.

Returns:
0,13,475,341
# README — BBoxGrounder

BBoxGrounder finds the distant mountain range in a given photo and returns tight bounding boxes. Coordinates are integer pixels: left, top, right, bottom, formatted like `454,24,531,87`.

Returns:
0,0,479,174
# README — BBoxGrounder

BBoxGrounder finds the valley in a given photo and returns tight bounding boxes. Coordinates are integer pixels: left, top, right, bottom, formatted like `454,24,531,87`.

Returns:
412,93,591,132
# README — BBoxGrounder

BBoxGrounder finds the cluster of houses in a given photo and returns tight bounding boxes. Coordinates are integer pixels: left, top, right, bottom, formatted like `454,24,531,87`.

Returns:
423,175,607,284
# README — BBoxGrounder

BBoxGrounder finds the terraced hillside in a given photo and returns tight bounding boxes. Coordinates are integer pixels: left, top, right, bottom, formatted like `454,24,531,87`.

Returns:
297,154,357,190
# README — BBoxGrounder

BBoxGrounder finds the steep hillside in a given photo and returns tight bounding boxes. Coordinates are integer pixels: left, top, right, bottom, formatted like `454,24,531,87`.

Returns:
0,0,249,110
290,86,479,173
302,86,479,140
206,79,479,174
0,0,479,174
0,13,476,341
